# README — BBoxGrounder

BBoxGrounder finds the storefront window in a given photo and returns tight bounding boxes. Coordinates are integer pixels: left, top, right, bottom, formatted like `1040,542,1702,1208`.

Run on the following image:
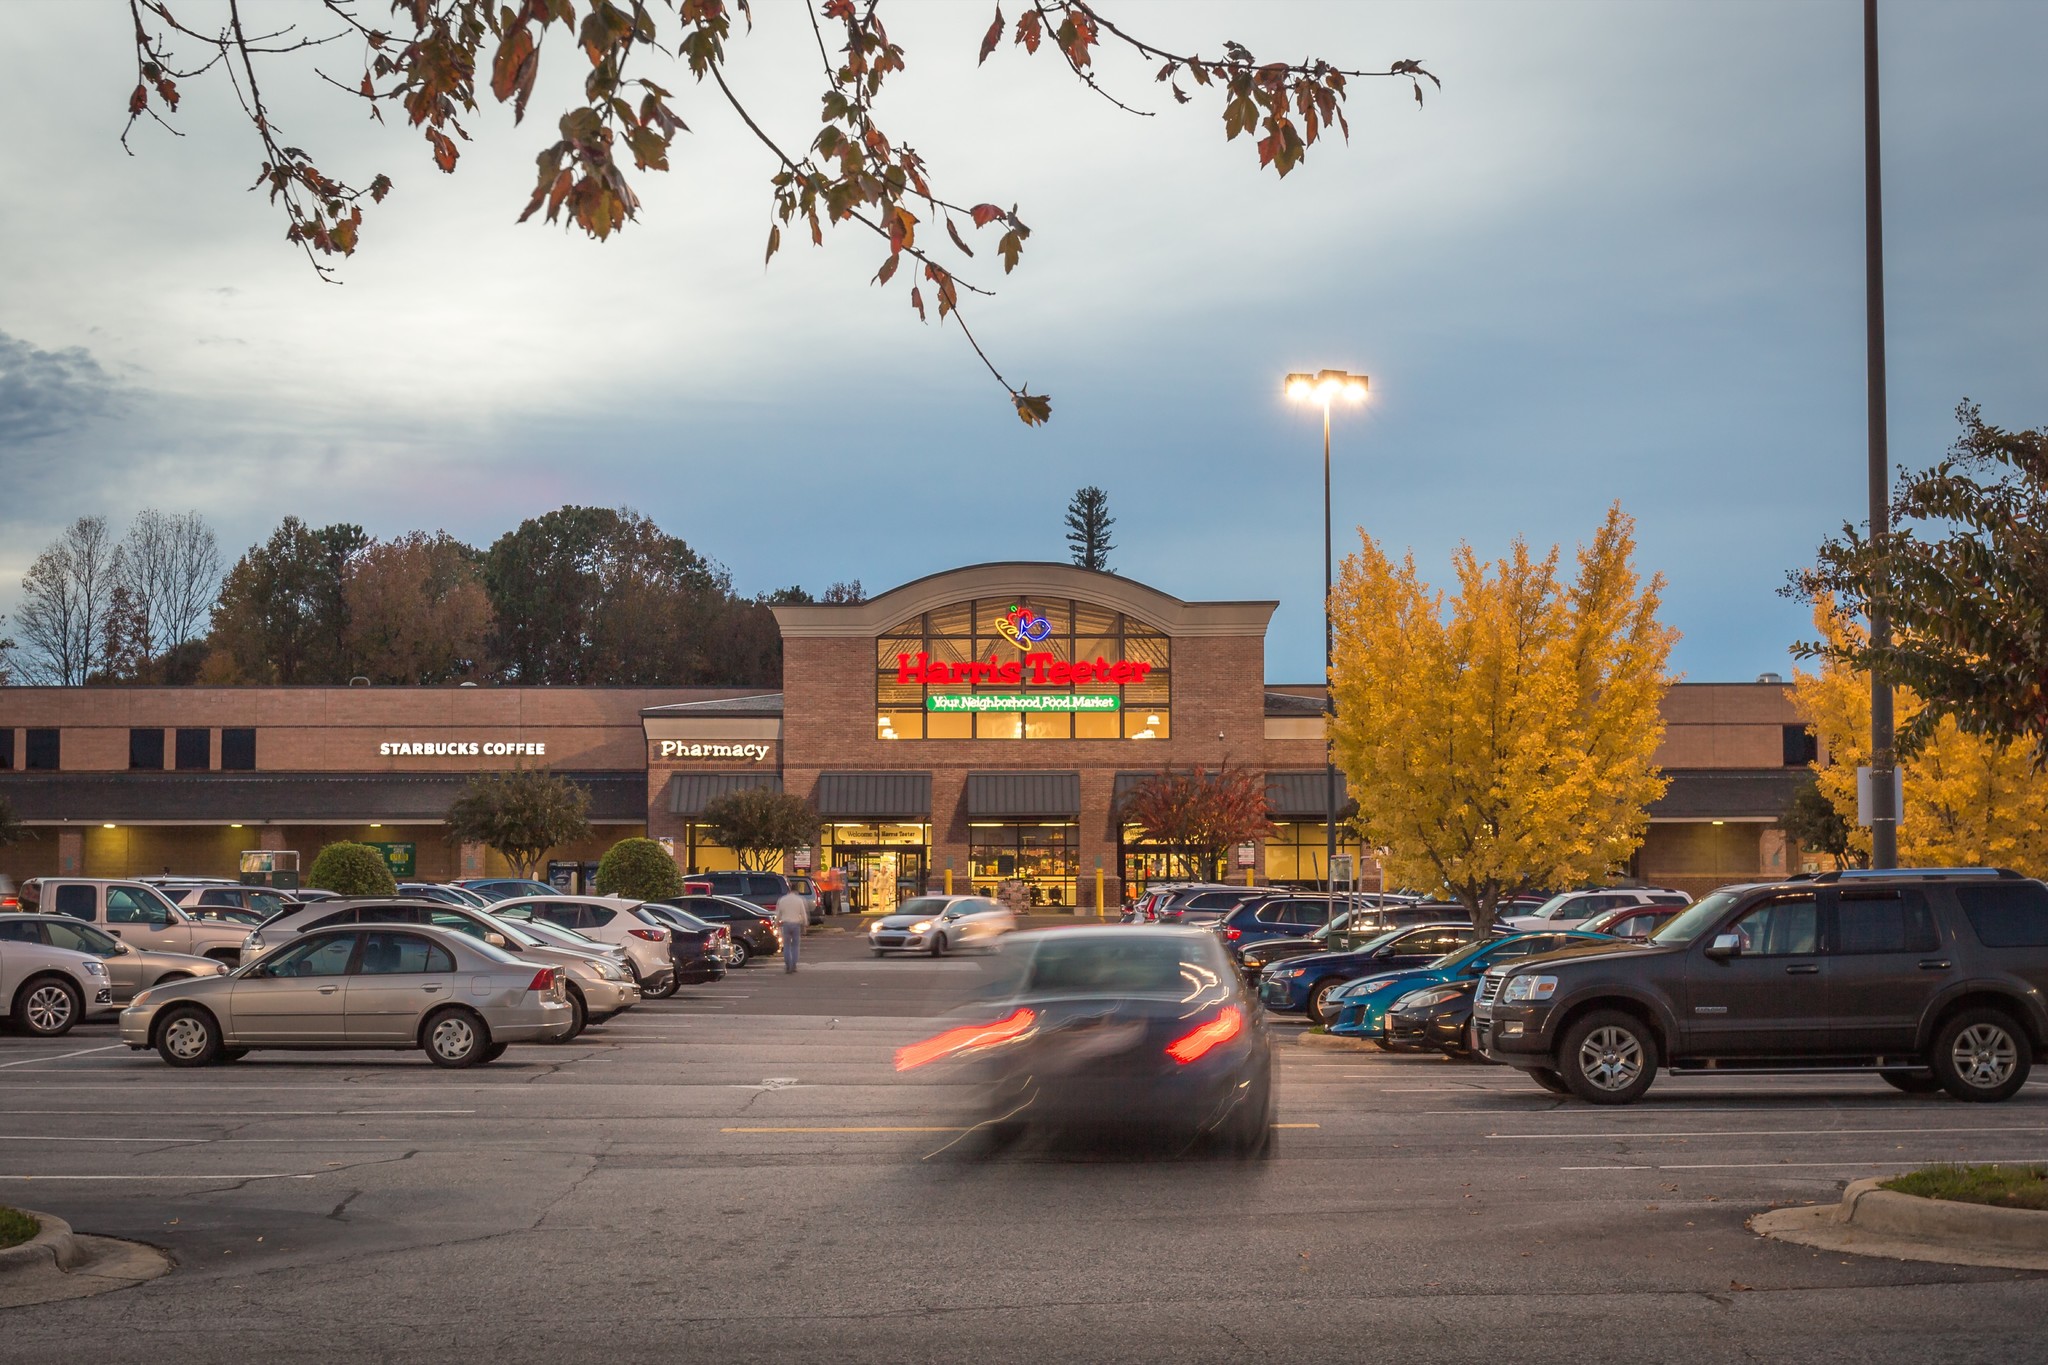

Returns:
876,597,1170,740
1265,822,1373,889
970,823,1077,907
819,823,929,915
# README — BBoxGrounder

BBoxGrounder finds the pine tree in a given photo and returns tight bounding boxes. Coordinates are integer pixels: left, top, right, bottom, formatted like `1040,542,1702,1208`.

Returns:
1064,487,1115,572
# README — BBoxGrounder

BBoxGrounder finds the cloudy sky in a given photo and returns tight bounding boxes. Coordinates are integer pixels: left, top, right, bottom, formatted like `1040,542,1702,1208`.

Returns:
3,0,2044,683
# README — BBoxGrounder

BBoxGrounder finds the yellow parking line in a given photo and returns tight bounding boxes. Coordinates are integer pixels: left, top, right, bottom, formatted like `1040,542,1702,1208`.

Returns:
722,1126,965,1133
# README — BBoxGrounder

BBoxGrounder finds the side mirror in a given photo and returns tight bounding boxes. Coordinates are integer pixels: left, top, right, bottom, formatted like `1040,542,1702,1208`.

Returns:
1704,933,1741,961
485,932,508,948
116,942,134,956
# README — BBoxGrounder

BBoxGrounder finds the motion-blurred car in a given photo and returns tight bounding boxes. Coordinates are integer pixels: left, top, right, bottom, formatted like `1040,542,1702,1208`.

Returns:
868,896,1016,956
1258,923,1504,1024
0,912,228,1006
1327,930,1615,1043
1,930,114,1036
895,926,1273,1155
120,923,573,1066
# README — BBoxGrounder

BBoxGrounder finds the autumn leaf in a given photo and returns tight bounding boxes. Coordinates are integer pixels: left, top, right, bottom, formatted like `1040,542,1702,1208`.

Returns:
945,217,973,256
764,223,780,266
426,128,460,173
874,253,899,285
1013,390,1051,426
910,285,925,320
970,202,1004,228
128,83,148,116
1014,9,1041,54
978,5,1003,66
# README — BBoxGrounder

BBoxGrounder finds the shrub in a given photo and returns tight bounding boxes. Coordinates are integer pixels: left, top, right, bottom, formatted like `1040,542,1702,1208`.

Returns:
308,842,398,897
593,837,683,900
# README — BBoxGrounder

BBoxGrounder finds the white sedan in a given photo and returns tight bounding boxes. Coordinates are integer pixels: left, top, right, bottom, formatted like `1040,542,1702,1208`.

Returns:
868,896,1015,957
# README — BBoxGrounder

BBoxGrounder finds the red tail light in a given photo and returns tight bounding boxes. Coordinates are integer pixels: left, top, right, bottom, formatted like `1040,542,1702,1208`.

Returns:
628,928,667,942
1224,927,1241,941
894,1007,1037,1072
527,968,557,991
1166,1006,1243,1065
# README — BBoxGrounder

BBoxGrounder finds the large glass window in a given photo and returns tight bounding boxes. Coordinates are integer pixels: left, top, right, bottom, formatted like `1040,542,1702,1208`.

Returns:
1264,822,1369,887
877,597,1170,740
970,823,1077,907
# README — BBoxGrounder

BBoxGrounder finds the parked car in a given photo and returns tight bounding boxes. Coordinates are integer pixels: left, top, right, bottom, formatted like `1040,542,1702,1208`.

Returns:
634,904,731,985
1150,886,1269,925
783,876,823,925
1385,978,1483,1059
454,878,558,903
397,883,493,909
1504,888,1690,932
0,874,18,910
654,895,782,967
894,926,1273,1155
1235,907,1464,985
1479,868,2048,1105
0,913,228,1006
1,929,115,1036
121,923,574,1066
868,896,1017,956
1329,930,1616,1042
1574,903,1683,942
475,895,677,996
20,878,252,965
177,885,294,922
1213,895,1459,949
1259,923,1505,1024
680,871,792,914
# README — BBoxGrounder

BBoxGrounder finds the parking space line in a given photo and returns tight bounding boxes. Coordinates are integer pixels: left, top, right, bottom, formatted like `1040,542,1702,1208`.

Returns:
0,1110,475,1116
0,1045,126,1069
1563,1157,2048,1171
0,1173,320,1182
723,1125,966,1133
1494,1125,2048,1140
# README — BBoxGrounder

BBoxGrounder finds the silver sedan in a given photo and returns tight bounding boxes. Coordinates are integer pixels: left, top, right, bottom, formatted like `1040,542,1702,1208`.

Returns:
120,924,574,1068
0,912,227,1006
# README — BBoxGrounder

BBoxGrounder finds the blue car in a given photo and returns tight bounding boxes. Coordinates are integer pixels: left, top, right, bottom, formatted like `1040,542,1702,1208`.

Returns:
1326,930,1616,1043
1258,923,1502,1024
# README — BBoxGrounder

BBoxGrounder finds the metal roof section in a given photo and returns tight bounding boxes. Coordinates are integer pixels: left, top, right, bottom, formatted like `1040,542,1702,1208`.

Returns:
640,693,785,718
964,771,1083,819
1262,771,1360,819
664,772,783,816
813,771,933,819
0,771,648,825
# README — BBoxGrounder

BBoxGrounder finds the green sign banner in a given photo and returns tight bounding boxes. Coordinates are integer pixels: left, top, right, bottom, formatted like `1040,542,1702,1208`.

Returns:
926,693,1120,713
366,841,417,878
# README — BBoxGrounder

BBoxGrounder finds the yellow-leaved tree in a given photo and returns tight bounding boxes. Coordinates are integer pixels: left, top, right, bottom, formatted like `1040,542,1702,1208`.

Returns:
1793,597,2048,874
1328,504,1676,926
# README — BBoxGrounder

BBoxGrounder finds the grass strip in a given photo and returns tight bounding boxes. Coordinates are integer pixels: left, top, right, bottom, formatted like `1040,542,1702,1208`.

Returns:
0,1206,39,1251
1884,1163,2048,1211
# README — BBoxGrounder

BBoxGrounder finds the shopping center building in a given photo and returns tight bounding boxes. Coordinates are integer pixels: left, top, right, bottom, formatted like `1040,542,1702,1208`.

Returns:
0,562,1815,908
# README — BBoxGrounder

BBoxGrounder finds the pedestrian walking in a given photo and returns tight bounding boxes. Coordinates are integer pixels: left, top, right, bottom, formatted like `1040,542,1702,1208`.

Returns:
775,884,807,973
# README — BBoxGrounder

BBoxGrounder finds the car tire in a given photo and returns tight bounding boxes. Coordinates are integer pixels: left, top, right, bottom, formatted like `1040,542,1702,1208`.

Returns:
156,1005,222,1066
1371,1038,1394,1052
13,975,83,1038
1306,979,1346,1027
1557,1011,1659,1105
931,933,947,958
1879,1070,1942,1095
555,987,587,1043
1929,1008,2032,1103
480,1042,509,1063
217,1048,249,1064
1529,1067,1572,1095
871,947,885,957
1225,1079,1275,1160
422,1007,491,1068
645,972,680,1000
730,942,750,969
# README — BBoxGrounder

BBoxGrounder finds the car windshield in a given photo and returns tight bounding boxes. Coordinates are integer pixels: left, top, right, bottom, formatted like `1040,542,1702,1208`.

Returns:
1649,889,1745,946
896,897,952,919
465,913,545,948
1433,937,1507,971
1521,893,1580,921
1015,936,1216,997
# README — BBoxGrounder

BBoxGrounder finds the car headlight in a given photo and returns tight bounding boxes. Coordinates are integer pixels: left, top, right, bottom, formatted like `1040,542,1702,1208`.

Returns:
82,960,106,977
593,959,622,981
1269,966,1306,979
130,989,154,1011
1337,977,1392,1000
909,921,932,933
1503,974,1559,1003
1397,986,1465,1010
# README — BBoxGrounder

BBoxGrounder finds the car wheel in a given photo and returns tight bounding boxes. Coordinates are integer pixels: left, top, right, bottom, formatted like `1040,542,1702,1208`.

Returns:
1371,1038,1394,1052
1930,1008,2032,1102
1558,1011,1659,1105
480,1043,509,1063
13,976,83,1038
871,946,885,957
931,933,947,958
1529,1067,1572,1096
1306,979,1345,1026
554,987,587,1043
645,972,680,1000
1880,1070,1943,1095
156,1005,222,1066
423,1007,491,1068
729,942,750,969
1225,1078,1275,1160
217,1048,249,1064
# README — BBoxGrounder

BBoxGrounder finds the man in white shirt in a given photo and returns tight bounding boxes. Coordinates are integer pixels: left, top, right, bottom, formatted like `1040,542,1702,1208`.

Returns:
775,887,807,973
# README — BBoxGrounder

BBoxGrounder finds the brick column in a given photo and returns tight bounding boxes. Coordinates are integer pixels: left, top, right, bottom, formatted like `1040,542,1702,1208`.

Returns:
460,842,488,877
58,828,84,875
259,827,288,852
1758,827,1788,880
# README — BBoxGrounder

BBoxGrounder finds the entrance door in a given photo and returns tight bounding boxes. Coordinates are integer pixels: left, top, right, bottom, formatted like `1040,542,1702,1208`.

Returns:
844,848,927,914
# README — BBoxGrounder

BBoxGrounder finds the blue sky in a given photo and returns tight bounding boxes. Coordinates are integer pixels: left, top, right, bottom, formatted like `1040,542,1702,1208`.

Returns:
2,0,2043,683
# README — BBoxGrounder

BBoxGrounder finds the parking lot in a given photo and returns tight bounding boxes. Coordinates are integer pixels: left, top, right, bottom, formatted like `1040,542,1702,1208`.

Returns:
2,926,2043,1364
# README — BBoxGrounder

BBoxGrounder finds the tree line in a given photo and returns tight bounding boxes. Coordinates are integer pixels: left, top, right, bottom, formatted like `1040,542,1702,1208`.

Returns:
4,505,862,688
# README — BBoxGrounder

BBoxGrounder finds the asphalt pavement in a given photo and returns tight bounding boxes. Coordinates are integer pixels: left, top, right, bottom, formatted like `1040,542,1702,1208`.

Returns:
1,924,2043,1363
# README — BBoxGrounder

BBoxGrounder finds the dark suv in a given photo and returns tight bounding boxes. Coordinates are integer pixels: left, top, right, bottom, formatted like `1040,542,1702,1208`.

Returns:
1477,869,2048,1105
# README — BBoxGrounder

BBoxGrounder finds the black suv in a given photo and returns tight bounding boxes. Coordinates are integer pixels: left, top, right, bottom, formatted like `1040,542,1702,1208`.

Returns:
1477,868,2048,1105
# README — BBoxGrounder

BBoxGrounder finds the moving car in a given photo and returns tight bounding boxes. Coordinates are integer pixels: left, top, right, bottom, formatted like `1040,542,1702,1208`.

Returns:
121,923,574,1066
1327,930,1616,1042
1479,868,2048,1105
1,931,115,1036
20,878,252,965
0,912,228,1006
654,894,782,967
634,904,731,985
1259,923,1503,1024
868,896,1016,957
895,926,1273,1155
451,895,677,996
1504,888,1689,932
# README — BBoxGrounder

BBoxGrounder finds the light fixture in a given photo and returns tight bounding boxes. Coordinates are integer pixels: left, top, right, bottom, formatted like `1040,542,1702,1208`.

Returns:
102,823,116,829
1712,820,1726,827
230,823,243,829
369,823,382,829
1284,368,1368,406
1145,714,1161,726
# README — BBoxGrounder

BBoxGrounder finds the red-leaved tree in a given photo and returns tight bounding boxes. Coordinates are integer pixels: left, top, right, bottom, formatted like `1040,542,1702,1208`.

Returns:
1118,764,1274,882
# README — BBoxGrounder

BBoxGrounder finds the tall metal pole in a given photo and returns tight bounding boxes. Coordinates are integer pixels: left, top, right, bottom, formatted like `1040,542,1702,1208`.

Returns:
1864,0,1898,868
1323,399,1338,923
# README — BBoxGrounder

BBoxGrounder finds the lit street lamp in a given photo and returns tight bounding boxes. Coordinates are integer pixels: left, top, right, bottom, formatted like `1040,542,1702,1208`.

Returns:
1285,369,1368,923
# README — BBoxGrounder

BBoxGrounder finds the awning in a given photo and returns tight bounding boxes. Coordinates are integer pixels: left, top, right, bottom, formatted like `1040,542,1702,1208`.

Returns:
1649,769,1810,822
0,772,648,824
965,772,1081,820
666,772,783,816
1264,771,1358,820
814,772,932,820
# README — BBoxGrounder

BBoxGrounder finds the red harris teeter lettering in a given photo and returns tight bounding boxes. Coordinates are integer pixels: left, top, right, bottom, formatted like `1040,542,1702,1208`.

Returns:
894,652,1152,687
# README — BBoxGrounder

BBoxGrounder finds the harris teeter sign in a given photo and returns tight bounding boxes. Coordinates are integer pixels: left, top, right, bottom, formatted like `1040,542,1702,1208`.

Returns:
927,693,1119,713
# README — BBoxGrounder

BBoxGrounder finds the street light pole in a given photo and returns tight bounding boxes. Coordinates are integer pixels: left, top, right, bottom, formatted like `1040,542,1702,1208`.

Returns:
1863,0,1897,868
1286,369,1368,923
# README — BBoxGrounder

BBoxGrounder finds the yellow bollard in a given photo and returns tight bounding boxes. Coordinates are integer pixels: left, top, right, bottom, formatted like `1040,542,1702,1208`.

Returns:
944,867,953,895
1096,865,1106,920
1245,866,1254,888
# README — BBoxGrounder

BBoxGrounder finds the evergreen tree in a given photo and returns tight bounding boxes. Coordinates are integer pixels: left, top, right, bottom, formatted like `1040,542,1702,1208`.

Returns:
1064,487,1115,572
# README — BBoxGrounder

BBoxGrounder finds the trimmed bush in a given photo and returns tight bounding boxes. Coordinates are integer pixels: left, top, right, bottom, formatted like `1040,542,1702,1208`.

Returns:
0,1206,37,1251
593,837,683,901
308,841,398,897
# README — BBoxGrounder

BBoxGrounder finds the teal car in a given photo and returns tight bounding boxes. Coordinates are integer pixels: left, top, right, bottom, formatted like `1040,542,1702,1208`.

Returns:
1326,930,1614,1043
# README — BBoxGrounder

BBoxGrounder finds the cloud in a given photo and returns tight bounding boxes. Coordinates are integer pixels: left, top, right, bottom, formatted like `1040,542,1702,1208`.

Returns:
0,331,123,445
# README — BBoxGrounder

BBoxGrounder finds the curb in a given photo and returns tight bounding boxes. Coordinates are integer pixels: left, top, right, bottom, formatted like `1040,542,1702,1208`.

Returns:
1297,1031,1378,1052
1751,1176,2048,1270
0,1210,87,1276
